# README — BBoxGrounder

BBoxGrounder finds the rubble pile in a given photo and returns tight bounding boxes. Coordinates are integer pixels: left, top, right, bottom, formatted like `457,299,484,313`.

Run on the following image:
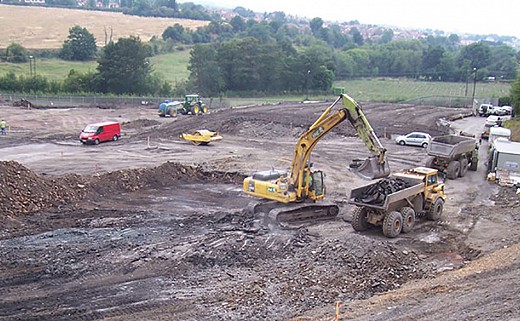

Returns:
191,233,432,317
354,177,411,205
0,161,83,216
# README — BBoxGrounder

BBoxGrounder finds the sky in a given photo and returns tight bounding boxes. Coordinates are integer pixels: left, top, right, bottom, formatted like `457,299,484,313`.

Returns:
190,0,520,38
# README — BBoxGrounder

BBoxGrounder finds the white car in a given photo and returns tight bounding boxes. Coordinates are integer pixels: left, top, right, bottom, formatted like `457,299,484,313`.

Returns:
395,132,431,148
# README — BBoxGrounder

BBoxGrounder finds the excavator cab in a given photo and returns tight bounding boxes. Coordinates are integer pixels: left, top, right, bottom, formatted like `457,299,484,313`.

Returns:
303,169,324,199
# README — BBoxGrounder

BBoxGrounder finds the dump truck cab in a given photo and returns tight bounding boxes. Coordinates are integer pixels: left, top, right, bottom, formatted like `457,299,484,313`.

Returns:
396,167,445,204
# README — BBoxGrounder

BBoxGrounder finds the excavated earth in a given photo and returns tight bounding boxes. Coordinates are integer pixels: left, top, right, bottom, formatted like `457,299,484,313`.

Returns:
0,99,519,321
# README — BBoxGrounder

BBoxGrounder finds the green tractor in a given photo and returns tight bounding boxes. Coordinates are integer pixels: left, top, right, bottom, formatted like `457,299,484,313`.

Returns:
158,95,208,117
179,94,208,115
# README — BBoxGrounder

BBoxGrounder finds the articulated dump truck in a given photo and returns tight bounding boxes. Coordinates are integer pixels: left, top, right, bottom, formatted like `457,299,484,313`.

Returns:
425,134,479,179
349,167,445,238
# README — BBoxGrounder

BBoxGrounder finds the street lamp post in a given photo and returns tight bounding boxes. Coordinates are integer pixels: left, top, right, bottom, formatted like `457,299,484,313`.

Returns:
28,56,36,77
305,70,310,101
464,68,469,97
471,67,477,111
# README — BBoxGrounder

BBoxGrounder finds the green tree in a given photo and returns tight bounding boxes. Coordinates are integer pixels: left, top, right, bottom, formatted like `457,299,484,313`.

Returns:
422,45,446,79
5,43,28,63
59,26,97,61
0,71,20,91
511,73,520,115
155,0,177,10
488,45,518,80
457,42,492,70
188,44,223,96
246,23,274,43
349,27,364,46
217,38,261,91
97,36,152,95
230,15,246,33
162,24,191,44
309,17,324,36
62,69,99,93
379,29,394,44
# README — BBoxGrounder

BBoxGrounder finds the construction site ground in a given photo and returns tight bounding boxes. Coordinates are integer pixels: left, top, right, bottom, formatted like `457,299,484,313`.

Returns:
0,99,519,321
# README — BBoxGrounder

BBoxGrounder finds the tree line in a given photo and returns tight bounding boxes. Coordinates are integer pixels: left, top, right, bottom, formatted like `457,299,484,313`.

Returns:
1,6,519,101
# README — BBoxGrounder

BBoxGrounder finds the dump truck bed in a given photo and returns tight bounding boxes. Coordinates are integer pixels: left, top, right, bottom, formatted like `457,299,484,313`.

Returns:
349,175,424,211
427,135,476,159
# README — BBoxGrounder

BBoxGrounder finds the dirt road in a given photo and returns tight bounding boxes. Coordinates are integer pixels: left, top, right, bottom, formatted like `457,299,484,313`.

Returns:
0,100,519,320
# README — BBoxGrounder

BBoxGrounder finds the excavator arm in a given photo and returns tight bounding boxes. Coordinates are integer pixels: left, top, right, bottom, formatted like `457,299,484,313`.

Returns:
289,94,390,199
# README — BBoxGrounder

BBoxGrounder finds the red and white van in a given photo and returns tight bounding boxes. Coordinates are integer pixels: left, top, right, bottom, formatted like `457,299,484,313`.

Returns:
79,121,121,145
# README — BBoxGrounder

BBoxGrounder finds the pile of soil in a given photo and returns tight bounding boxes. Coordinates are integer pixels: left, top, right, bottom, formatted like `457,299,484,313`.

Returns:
0,160,244,218
147,101,464,142
0,161,83,216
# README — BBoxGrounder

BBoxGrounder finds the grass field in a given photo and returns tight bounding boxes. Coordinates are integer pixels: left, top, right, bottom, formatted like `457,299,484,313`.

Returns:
334,78,512,102
0,5,208,49
0,51,192,82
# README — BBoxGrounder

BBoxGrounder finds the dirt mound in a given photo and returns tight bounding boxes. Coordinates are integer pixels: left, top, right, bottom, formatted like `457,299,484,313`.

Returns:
0,160,245,217
122,118,161,129
0,161,84,216
88,161,245,196
146,101,463,142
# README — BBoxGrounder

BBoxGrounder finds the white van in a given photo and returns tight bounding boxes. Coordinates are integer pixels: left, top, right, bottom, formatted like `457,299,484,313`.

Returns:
486,115,511,127
489,127,511,149
479,104,493,116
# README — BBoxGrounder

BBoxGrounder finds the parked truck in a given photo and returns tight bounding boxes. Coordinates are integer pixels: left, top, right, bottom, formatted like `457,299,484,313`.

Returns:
349,167,445,238
425,134,479,179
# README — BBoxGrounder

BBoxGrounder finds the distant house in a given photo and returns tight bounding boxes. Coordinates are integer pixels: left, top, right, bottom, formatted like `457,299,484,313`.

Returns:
23,0,46,3
94,0,119,8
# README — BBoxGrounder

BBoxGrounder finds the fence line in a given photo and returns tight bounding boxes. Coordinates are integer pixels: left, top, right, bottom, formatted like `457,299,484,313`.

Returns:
1,93,488,109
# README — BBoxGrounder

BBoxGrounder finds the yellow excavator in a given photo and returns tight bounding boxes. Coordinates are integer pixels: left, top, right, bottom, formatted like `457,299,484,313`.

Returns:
243,93,390,225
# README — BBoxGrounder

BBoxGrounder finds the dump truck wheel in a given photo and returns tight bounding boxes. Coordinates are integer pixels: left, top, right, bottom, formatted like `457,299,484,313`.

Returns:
446,160,460,179
400,207,416,233
351,207,369,232
383,211,402,238
459,158,468,177
427,198,444,221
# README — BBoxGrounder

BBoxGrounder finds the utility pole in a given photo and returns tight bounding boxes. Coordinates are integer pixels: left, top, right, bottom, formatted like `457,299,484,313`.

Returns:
471,67,477,113
305,70,310,101
28,56,36,77
464,68,469,97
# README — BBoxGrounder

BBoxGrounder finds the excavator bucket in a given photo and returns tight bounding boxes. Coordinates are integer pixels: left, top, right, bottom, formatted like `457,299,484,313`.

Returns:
350,156,391,180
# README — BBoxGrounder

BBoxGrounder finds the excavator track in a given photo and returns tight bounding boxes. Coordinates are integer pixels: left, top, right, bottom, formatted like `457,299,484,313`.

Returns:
249,200,339,228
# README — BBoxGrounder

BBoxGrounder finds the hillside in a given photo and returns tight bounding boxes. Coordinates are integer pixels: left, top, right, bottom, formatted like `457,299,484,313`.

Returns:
0,4,209,49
